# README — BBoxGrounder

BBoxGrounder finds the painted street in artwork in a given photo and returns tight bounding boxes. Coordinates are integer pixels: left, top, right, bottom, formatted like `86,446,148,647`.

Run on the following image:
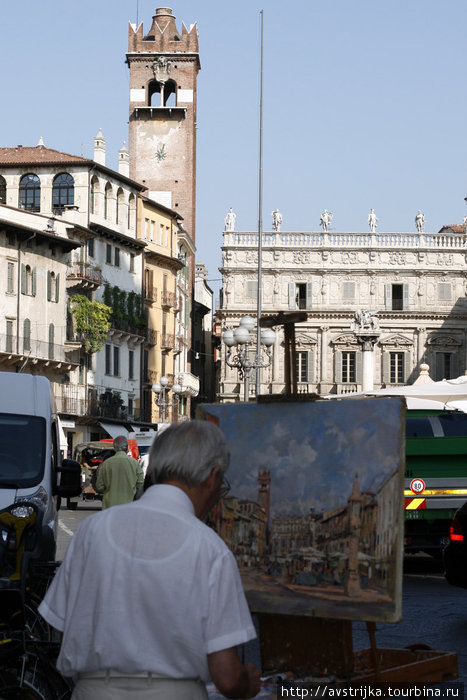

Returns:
200,397,405,622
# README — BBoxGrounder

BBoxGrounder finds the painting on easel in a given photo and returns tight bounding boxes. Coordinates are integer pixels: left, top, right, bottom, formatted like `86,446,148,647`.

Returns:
199,398,405,623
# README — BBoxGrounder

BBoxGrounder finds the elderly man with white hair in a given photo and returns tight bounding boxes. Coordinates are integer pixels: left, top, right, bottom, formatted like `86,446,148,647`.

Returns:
39,420,260,699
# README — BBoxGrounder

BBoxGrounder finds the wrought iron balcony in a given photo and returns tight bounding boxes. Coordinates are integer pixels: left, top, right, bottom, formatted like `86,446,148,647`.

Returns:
0,334,80,369
161,291,177,308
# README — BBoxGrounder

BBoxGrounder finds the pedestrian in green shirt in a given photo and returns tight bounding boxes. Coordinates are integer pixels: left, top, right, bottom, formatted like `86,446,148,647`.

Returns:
96,436,144,509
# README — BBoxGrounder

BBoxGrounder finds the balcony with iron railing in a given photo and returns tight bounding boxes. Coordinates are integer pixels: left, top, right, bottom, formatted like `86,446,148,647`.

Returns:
144,287,158,303
161,291,177,308
161,333,175,349
66,262,103,290
86,385,151,423
0,334,80,368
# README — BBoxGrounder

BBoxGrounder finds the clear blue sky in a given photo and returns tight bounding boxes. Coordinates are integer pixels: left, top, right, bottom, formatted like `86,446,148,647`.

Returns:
2,1,467,296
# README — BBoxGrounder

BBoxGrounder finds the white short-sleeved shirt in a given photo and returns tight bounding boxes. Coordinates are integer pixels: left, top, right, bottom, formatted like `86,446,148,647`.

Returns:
39,485,256,681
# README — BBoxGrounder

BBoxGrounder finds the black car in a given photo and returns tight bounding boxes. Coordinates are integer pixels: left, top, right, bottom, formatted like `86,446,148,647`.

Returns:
443,501,467,588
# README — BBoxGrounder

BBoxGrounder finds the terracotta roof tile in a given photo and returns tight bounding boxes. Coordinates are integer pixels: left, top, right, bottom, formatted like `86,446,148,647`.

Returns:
0,145,92,166
438,223,466,234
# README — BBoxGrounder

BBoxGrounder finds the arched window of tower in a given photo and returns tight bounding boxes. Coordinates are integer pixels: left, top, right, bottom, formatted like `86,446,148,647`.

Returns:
148,79,177,107
149,80,161,107
164,80,176,106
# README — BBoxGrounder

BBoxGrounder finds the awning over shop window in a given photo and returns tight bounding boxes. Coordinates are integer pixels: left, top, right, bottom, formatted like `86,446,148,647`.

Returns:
99,422,131,440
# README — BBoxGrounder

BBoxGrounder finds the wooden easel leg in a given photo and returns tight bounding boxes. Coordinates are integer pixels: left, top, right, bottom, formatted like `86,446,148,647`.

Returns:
366,621,381,681
258,614,354,677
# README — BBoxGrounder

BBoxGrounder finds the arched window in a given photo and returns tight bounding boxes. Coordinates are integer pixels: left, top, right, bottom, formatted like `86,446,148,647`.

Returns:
47,271,60,302
23,318,31,352
128,194,136,230
48,323,55,360
0,175,6,204
104,182,112,220
149,81,162,106
164,80,177,107
19,174,40,212
21,264,36,296
116,188,124,225
52,172,74,210
90,175,99,215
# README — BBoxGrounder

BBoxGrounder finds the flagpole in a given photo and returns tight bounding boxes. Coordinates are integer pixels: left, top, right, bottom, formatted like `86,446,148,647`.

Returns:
255,9,264,396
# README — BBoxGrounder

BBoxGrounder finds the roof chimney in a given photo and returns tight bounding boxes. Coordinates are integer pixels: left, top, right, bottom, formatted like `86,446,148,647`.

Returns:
94,128,106,166
118,142,130,178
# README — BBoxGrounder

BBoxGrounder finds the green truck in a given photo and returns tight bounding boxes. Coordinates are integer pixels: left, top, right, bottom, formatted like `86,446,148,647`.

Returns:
404,410,467,556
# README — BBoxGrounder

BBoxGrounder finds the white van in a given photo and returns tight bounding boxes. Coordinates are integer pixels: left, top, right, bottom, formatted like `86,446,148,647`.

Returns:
0,372,81,559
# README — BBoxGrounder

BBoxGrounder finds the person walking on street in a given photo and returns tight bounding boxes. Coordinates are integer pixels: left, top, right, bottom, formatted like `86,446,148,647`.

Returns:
39,420,260,699
96,435,144,509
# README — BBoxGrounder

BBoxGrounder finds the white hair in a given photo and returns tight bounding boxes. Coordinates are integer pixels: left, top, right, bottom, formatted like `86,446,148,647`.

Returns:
145,420,229,489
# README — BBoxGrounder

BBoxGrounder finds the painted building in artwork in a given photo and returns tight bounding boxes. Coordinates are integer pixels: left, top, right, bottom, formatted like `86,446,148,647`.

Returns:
218,221,467,401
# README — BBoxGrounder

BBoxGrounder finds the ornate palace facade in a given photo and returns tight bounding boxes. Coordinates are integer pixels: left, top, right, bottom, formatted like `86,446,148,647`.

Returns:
218,224,467,400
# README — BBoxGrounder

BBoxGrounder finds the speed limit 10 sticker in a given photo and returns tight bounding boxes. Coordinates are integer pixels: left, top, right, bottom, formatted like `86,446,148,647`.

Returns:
410,478,426,494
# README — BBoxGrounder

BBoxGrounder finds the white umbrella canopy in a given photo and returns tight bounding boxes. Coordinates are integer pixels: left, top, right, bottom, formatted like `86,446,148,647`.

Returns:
322,376,467,412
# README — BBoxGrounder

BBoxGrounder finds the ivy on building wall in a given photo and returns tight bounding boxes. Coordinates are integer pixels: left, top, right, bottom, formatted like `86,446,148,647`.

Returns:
70,295,112,354
103,283,148,333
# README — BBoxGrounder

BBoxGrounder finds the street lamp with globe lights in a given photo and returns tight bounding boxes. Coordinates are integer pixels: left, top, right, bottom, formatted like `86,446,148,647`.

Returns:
222,315,276,402
152,376,182,423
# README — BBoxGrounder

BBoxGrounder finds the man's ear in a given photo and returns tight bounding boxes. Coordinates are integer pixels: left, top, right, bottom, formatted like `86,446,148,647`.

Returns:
207,466,221,488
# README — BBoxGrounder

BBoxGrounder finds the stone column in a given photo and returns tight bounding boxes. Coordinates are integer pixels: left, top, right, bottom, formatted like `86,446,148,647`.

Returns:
320,326,329,384
417,327,426,363
356,333,380,391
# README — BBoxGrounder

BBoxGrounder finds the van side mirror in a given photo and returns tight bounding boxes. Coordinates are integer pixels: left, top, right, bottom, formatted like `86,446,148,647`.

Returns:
56,459,82,499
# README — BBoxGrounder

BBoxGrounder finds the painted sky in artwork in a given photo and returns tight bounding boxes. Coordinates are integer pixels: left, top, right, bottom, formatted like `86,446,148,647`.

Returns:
202,398,404,519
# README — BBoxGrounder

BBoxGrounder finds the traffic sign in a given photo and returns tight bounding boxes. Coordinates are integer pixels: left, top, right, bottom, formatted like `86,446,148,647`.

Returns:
410,478,426,494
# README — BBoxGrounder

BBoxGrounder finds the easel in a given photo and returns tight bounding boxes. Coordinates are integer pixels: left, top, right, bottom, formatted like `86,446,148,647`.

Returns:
254,312,457,683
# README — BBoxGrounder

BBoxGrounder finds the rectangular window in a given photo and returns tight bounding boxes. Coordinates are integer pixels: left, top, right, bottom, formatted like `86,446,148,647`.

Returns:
246,281,258,299
129,350,134,380
390,352,404,384
391,284,403,311
114,247,120,267
295,283,307,309
7,262,14,294
296,351,308,384
438,283,452,301
105,344,111,375
130,253,135,273
87,238,95,258
128,397,134,418
342,352,356,383
113,347,120,376
6,232,15,246
106,244,112,264
343,282,355,300
436,352,455,381
144,218,149,239
6,320,13,353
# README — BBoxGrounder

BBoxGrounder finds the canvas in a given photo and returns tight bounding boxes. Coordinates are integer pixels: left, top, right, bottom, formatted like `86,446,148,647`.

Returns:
199,398,405,622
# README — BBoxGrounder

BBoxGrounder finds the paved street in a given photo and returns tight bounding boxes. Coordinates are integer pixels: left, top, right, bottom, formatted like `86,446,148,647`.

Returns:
57,504,467,686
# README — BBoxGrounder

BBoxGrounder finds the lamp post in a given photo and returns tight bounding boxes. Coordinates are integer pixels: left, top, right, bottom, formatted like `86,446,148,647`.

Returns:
151,376,182,423
222,315,275,402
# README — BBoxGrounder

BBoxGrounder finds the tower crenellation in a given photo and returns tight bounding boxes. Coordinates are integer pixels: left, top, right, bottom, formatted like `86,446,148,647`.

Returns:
129,7,198,54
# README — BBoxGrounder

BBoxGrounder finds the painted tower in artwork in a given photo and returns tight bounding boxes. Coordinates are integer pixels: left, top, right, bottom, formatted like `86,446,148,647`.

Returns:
126,7,199,245
258,470,271,558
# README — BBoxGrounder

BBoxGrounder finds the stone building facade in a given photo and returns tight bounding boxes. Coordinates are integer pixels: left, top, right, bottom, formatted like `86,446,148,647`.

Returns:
218,226,467,400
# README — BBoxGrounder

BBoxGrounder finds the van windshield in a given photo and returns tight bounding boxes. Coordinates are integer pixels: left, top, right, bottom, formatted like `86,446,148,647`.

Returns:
0,413,46,488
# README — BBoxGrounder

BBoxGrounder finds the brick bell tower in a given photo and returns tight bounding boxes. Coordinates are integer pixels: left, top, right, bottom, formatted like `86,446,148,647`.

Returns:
126,8,199,246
